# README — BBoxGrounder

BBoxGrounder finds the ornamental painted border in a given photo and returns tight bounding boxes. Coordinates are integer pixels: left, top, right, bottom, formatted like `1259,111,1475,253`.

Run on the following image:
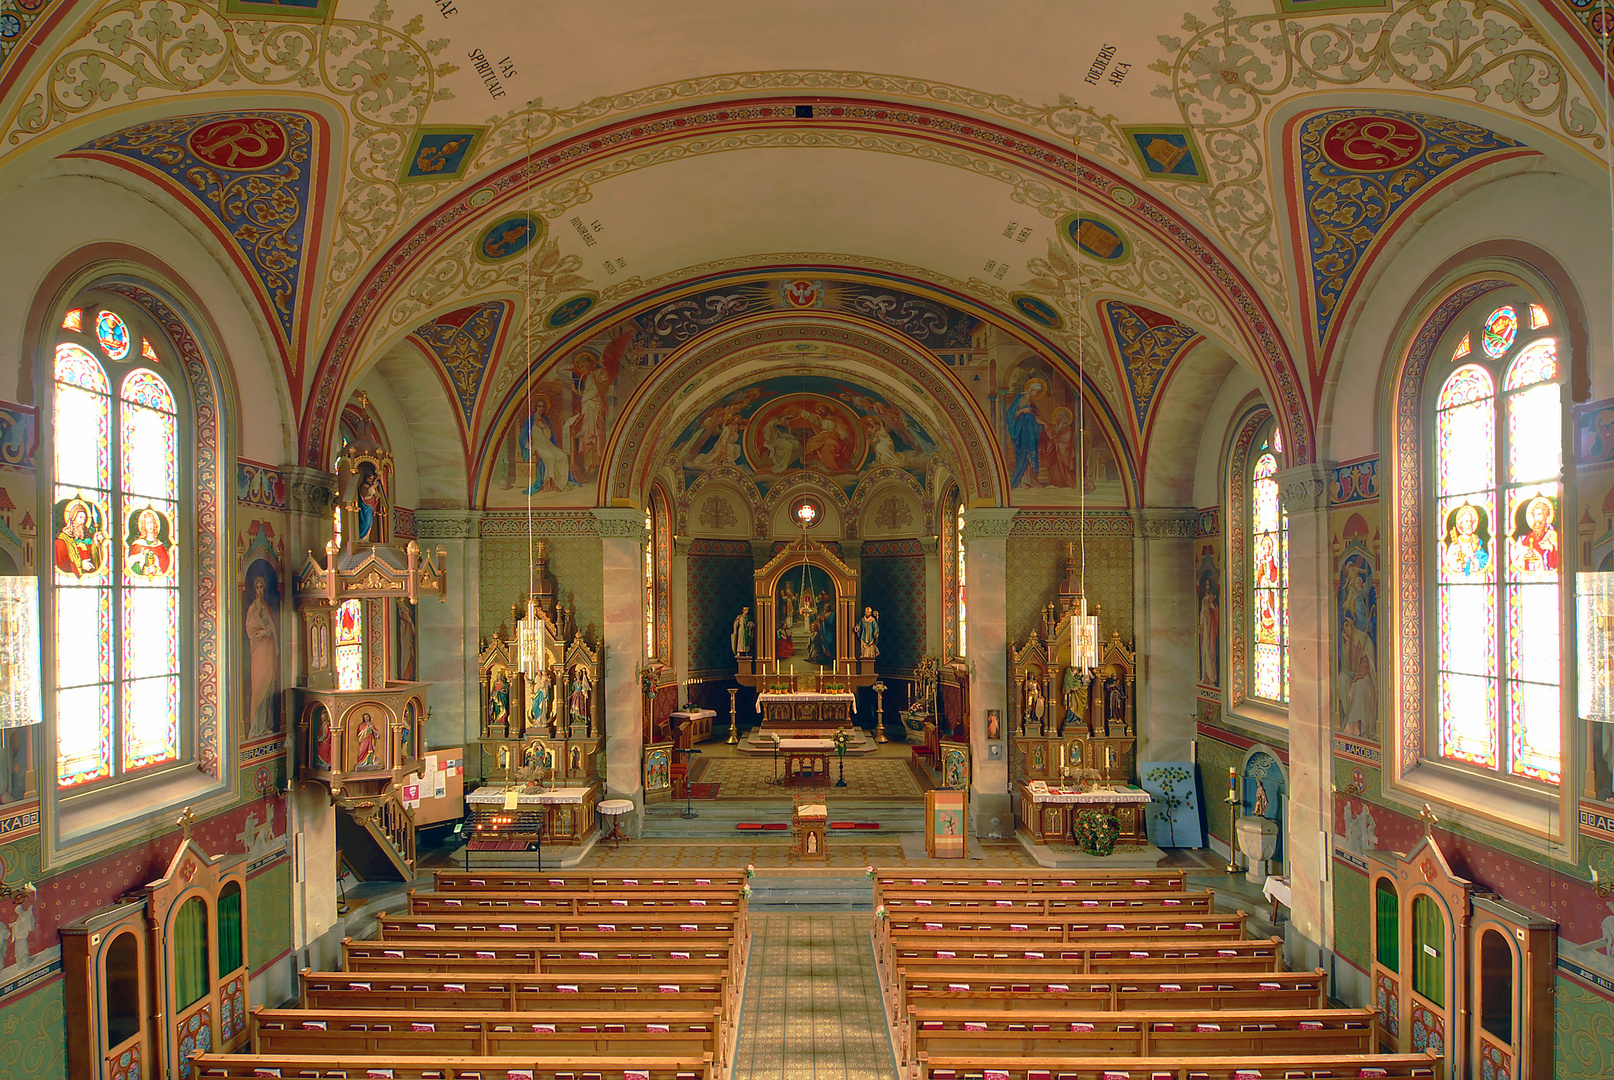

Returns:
301,99,1310,470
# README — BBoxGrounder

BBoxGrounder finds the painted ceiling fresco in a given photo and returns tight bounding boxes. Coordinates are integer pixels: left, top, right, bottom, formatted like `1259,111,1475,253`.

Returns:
1,0,1607,489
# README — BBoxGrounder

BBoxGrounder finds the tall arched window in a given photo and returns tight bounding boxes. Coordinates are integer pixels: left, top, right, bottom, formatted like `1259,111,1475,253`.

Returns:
940,486,961,658
956,501,967,658
52,299,184,788
1227,408,1288,715
1250,424,1289,704
645,488,670,661
1424,292,1562,784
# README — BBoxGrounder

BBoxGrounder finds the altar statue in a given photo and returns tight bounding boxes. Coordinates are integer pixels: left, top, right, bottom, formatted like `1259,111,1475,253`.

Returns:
1062,665,1089,736
731,606,754,657
858,607,880,658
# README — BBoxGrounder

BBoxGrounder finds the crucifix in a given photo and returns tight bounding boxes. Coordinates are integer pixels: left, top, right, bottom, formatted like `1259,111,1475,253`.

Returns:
177,805,198,841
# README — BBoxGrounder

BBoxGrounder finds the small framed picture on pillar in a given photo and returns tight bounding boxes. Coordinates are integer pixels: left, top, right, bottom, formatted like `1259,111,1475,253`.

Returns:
985,709,1001,741
986,743,1003,760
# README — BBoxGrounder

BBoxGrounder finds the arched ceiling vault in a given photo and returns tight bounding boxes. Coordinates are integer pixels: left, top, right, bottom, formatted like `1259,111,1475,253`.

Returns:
4,1,1608,482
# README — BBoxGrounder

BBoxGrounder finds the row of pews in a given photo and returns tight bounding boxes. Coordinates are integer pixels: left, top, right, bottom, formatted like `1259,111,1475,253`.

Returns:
190,870,751,1080
871,868,1443,1080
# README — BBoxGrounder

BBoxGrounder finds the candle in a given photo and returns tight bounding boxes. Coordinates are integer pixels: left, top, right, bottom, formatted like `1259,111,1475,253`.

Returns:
1228,767,1237,796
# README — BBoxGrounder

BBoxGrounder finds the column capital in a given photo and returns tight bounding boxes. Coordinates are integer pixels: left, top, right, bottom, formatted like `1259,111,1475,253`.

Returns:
1277,463,1332,515
282,465,337,516
414,510,482,540
961,507,1017,541
1134,507,1197,539
592,507,648,540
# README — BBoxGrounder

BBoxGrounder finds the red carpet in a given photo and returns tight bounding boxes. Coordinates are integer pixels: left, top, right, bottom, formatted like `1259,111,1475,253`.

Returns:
689,783,721,799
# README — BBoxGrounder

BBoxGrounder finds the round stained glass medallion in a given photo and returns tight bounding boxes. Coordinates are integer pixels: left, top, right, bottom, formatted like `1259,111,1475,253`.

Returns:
792,497,822,528
96,310,130,361
1481,306,1516,358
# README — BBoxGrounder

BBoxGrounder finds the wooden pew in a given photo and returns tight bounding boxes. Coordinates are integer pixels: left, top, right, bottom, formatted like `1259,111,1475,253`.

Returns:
884,937,1286,977
873,868,1189,891
874,915,1247,976
875,887,1215,916
903,1007,1376,1070
409,888,747,913
911,1050,1444,1080
251,1006,723,1064
879,909,1247,937
435,869,747,892
340,940,741,1011
191,1052,716,1079
378,911,747,947
298,968,730,1033
889,967,1329,1025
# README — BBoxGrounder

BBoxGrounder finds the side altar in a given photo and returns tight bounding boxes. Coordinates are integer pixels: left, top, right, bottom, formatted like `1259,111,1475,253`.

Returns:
1010,542,1149,851
473,540,604,847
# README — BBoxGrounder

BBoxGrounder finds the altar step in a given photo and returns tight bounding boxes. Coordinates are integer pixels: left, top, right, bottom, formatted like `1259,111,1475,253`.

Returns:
640,800,925,840
746,872,874,912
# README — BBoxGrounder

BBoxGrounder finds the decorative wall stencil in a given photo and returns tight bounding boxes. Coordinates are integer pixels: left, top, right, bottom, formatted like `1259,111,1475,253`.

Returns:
1100,301,1200,432
70,113,324,383
1011,293,1061,329
1331,458,1379,505
1120,126,1208,182
400,126,485,183
236,460,287,509
546,293,598,329
0,404,36,470
1006,532,1133,646
687,544,754,676
408,301,509,433
861,550,924,671
1294,109,1528,361
1057,212,1130,261
475,215,542,262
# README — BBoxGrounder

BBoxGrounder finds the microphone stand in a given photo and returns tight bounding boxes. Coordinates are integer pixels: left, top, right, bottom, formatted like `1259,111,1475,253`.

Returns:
679,747,702,819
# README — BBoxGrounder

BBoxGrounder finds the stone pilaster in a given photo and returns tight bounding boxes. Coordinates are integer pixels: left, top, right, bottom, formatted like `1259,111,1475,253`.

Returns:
1135,509,1198,763
1276,462,1332,970
415,510,482,757
672,534,691,695
920,535,941,658
595,508,649,826
962,508,1017,837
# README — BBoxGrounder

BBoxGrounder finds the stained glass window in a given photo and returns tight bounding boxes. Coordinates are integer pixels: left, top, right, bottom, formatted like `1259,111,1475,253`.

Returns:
644,508,655,660
53,304,182,788
1250,437,1288,703
957,503,967,658
1481,305,1516,358
96,310,130,362
1430,293,1562,784
1452,332,1470,361
335,598,363,691
62,309,82,332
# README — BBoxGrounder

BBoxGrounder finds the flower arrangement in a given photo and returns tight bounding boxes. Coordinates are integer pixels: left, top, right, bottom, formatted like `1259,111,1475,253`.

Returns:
744,863,755,879
741,884,753,899
1073,808,1121,857
865,865,876,879
874,905,888,921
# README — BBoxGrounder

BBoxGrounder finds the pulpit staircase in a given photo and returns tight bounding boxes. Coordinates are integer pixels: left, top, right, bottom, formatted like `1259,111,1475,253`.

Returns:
334,792,417,881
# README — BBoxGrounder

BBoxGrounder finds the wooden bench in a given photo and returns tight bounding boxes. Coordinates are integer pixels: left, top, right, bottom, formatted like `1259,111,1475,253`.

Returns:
875,887,1215,916
191,1052,716,1079
434,870,747,892
298,969,730,1033
874,869,1189,891
889,968,1329,1024
412,888,745,909
903,1007,1377,1070
340,941,741,1011
251,1006,724,1064
378,911,747,945
875,916,1247,976
911,1050,1444,1080
885,937,1286,977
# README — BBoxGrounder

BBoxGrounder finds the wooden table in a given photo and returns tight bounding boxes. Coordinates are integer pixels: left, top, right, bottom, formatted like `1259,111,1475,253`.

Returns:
772,737,835,785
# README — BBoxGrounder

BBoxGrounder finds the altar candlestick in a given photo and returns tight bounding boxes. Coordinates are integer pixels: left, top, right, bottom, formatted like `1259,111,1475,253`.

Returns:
1228,767,1237,797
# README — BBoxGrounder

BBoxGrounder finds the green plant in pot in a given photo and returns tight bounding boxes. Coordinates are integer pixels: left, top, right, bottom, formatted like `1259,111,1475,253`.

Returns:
1073,808,1120,856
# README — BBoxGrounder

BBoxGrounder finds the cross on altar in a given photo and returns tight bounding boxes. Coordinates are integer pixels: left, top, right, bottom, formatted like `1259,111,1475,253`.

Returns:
1417,803,1439,838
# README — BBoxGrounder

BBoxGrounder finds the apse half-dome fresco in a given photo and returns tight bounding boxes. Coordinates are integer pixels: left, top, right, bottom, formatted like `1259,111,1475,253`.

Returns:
668,375,937,499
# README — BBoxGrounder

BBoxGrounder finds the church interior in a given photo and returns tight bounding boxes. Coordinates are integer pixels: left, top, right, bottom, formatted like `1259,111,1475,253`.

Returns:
0,0,1613,1076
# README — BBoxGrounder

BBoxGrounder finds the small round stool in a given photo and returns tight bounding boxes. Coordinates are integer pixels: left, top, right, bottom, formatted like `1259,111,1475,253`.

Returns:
598,798,634,848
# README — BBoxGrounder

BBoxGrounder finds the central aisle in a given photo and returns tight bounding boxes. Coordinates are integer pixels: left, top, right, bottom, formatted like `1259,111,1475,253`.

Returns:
731,913,900,1080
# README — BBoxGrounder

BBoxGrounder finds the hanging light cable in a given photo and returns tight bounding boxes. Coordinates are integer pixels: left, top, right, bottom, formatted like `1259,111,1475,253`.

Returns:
1069,133,1101,671
517,105,545,676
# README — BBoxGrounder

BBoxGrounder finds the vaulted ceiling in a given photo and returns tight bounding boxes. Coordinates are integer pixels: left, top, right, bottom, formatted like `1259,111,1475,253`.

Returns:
4,0,1608,493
